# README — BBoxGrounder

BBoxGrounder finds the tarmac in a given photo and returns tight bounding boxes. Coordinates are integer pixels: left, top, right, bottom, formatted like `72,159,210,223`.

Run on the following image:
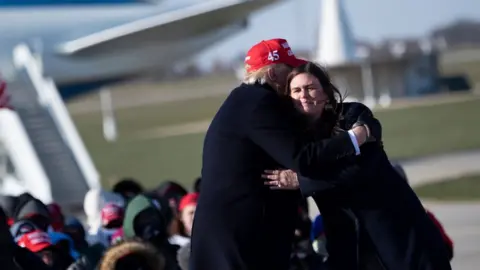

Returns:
424,201,480,270
308,149,480,270
406,150,480,270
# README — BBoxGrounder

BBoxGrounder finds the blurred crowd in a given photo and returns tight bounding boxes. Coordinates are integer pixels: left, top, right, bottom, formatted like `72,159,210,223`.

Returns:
0,165,454,270
0,178,200,270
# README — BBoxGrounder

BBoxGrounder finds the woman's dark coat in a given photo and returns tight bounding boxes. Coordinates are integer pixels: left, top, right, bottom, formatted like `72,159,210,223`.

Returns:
299,102,452,270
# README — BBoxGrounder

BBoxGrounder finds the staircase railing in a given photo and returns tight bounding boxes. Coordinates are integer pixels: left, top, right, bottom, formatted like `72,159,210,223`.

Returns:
13,44,100,190
0,109,52,203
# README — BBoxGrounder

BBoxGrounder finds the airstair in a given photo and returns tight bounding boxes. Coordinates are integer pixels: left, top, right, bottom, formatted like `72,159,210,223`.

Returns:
0,44,100,212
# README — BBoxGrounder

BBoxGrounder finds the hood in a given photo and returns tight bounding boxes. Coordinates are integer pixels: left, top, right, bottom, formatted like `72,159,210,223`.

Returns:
122,195,153,239
0,195,18,218
14,198,49,221
99,240,164,270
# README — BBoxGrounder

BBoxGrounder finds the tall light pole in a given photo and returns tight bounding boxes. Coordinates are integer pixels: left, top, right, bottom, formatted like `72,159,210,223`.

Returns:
99,88,117,142
356,47,376,108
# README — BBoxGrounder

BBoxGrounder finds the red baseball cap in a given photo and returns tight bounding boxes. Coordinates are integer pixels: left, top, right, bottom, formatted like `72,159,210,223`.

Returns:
17,230,52,253
245,38,307,73
178,192,199,212
101,203,124,226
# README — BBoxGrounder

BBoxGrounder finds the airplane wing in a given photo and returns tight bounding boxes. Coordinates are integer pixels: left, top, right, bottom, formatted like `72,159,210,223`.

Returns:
56,0,281,56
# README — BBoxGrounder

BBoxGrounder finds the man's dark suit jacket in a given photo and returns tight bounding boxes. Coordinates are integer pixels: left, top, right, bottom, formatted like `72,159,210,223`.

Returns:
190,83,360,270
299,103,452,270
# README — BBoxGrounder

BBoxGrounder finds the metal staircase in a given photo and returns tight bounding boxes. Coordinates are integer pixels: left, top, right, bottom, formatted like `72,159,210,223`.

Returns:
8,70,89,210
0,44,101,212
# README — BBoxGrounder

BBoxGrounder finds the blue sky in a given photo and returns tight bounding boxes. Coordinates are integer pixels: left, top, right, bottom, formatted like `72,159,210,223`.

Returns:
196,0,480,68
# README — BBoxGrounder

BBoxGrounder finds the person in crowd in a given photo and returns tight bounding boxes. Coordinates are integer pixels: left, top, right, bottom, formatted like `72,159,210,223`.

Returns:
1,208,52,270
47,203,65,232
17,229,74,269
123,194,179,270
262,62,452,269
147,181,188,243
289,203,320,270
99,203,125,245
63,215,107,270
142,190,187,248
13,195,51,232
99,239,164,270
63,217,89,254
48,230,81,261
178,192,198,238
112,178,144,203
67,242,105,270
83,189,124,246
152,181,188,212
293,200,312,245
191,38,370,270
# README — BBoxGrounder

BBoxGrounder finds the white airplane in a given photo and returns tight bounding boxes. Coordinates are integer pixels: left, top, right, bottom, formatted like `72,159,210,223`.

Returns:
0,0,280,99
0,0,282,211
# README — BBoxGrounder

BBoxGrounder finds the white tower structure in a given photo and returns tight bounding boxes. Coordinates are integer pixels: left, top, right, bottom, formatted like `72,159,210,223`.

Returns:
315,0,356,66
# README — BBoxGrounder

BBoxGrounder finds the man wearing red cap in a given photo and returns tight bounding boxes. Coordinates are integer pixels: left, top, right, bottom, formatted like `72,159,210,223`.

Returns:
190,38,369,270
17,230,74,268
99,203,124,246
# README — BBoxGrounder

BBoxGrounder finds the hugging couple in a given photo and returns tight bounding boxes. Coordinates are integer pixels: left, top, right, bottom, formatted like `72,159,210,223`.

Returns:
190,38,451,270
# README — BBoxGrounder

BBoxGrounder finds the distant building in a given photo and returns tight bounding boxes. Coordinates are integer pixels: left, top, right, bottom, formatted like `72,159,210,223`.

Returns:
322,39,441,100
438,45,480,92
311,1,480,104
431,20,480,48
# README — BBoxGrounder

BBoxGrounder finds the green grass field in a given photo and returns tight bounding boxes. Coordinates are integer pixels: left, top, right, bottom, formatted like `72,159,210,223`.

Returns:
414,174,480,201
71,95,480,189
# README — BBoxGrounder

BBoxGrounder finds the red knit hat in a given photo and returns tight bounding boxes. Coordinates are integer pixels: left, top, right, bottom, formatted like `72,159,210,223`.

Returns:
178,193,199,212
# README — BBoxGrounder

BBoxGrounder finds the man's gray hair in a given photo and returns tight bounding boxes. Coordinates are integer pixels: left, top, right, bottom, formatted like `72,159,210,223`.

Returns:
242,64,286,85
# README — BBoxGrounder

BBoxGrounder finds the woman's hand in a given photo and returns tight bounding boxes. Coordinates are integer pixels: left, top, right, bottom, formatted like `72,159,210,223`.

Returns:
262,169,299,190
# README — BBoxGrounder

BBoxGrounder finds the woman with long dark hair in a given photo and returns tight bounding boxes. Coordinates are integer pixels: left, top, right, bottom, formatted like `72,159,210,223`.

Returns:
263,62,452,270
